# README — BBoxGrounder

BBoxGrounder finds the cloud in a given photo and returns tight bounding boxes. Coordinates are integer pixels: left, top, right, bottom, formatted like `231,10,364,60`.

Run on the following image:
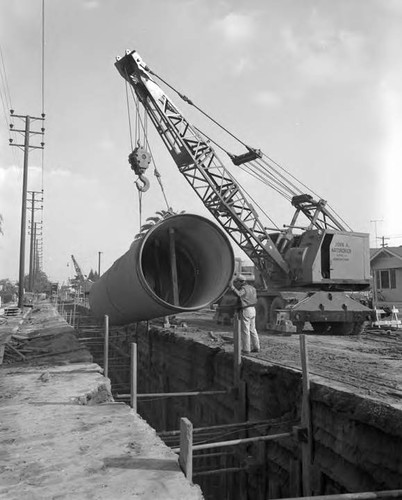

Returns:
379,75,402,237
82,0,100,10
232,56,254,76
252,90,282,109
281,23,367,86
0,166,104,281
213,12,256,44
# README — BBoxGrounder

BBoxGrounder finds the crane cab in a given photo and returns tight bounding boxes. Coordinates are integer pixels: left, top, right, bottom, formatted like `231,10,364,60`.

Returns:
285,229,371,290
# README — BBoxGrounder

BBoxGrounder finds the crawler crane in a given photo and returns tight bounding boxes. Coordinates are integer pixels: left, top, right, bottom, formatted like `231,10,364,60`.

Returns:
70,255,92,297
115,50,373,335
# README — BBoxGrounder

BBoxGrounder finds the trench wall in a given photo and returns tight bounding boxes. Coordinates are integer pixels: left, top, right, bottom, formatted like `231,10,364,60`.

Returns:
76,305,402,500
128,322,402,499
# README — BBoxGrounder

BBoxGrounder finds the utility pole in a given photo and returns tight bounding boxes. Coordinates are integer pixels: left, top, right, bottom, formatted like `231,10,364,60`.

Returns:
33,221,43,284
377,236,390,248
370,219,383,249
98,251,103,277
9,112,45,308
28,191,43,291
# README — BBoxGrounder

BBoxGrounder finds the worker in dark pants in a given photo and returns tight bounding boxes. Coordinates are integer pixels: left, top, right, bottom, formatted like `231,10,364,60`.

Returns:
230,274,260,354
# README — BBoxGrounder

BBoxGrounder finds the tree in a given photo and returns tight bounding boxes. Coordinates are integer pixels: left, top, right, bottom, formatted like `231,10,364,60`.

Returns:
0,279,18,304
23,270,52,294
87,269,99,281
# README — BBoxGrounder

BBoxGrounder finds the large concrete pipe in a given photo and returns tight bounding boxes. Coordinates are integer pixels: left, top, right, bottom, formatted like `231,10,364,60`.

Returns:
89,214,235,325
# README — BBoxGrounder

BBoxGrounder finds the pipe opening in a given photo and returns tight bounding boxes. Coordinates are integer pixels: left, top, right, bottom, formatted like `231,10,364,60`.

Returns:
140,215,234,310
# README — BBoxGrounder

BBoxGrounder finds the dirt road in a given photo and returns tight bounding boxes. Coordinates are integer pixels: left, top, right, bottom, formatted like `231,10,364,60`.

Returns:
161,310,402,408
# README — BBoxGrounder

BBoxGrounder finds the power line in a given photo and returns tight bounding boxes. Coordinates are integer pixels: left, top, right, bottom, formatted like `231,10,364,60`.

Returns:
0,42,19,166
41,0,45,116
0,44,12,109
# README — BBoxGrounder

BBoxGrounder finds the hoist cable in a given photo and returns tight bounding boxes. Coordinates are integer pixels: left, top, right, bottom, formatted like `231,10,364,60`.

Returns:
124,80,134,150
262,155,351,230
150,69,249,149
148,68,351,231
194,121,295,200
263,153,318,198
258,158,303,196
154,169,170,210
150,69,338,203
148,73,323,204
237,162,292,203
138,190,143,229
231,170,280,230
326,205,352,231
127,80,171,211
251,159,298,198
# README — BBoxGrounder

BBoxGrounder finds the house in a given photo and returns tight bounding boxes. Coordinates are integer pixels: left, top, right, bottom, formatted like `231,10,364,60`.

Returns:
370,246,402,309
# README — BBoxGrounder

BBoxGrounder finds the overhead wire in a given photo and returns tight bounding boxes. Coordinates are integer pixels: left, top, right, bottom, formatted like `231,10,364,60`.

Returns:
0,44,12,110
40,0,45,194
37,0,46,272
0,41,19,166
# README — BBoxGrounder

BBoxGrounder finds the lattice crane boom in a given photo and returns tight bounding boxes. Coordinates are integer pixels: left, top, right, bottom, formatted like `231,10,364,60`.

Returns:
71,254,85,283
115,50,289,281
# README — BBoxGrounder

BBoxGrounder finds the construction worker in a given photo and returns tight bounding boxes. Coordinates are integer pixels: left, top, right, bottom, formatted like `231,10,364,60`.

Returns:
230,274,260,354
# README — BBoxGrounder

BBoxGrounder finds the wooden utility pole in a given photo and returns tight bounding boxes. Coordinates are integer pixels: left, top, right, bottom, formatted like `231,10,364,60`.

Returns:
9,112,45,308
377,236,390,248
28,191,43,291
98,251,103,277
17,115,30,307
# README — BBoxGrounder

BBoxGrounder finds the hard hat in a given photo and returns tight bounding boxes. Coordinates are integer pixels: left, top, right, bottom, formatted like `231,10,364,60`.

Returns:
237,274,246,282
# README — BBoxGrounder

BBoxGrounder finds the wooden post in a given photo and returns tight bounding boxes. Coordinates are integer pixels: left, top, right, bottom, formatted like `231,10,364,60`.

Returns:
179,417,193,481
72,299,77,328
104,315,109,378
130,342,137,412
299,334,312,496
233,312,241,387
169,228,179,306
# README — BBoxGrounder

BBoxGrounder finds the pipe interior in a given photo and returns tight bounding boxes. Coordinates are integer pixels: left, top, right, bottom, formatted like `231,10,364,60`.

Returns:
141,216,234,308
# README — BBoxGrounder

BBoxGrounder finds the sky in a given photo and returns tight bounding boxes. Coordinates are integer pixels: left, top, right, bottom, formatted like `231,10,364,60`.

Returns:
0,0,401,284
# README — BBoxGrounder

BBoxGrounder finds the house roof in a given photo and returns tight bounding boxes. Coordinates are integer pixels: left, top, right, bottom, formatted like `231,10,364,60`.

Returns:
370,246,402,263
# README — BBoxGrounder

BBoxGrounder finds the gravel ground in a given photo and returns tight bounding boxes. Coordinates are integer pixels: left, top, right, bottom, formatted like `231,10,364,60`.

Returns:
159,309,402,408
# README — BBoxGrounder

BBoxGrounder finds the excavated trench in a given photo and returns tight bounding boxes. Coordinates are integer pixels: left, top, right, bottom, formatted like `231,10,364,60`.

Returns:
70,304,402,500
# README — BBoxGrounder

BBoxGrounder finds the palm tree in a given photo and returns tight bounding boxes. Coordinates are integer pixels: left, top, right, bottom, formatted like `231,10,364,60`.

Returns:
134,209,185,241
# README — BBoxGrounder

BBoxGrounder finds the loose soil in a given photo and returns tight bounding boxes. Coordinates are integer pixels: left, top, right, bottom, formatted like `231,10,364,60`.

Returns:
158,309,402,408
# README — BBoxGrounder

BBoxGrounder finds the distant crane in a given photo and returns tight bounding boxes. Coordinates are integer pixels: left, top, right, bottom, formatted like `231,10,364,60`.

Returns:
71,255,86,283
70,255,93,296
